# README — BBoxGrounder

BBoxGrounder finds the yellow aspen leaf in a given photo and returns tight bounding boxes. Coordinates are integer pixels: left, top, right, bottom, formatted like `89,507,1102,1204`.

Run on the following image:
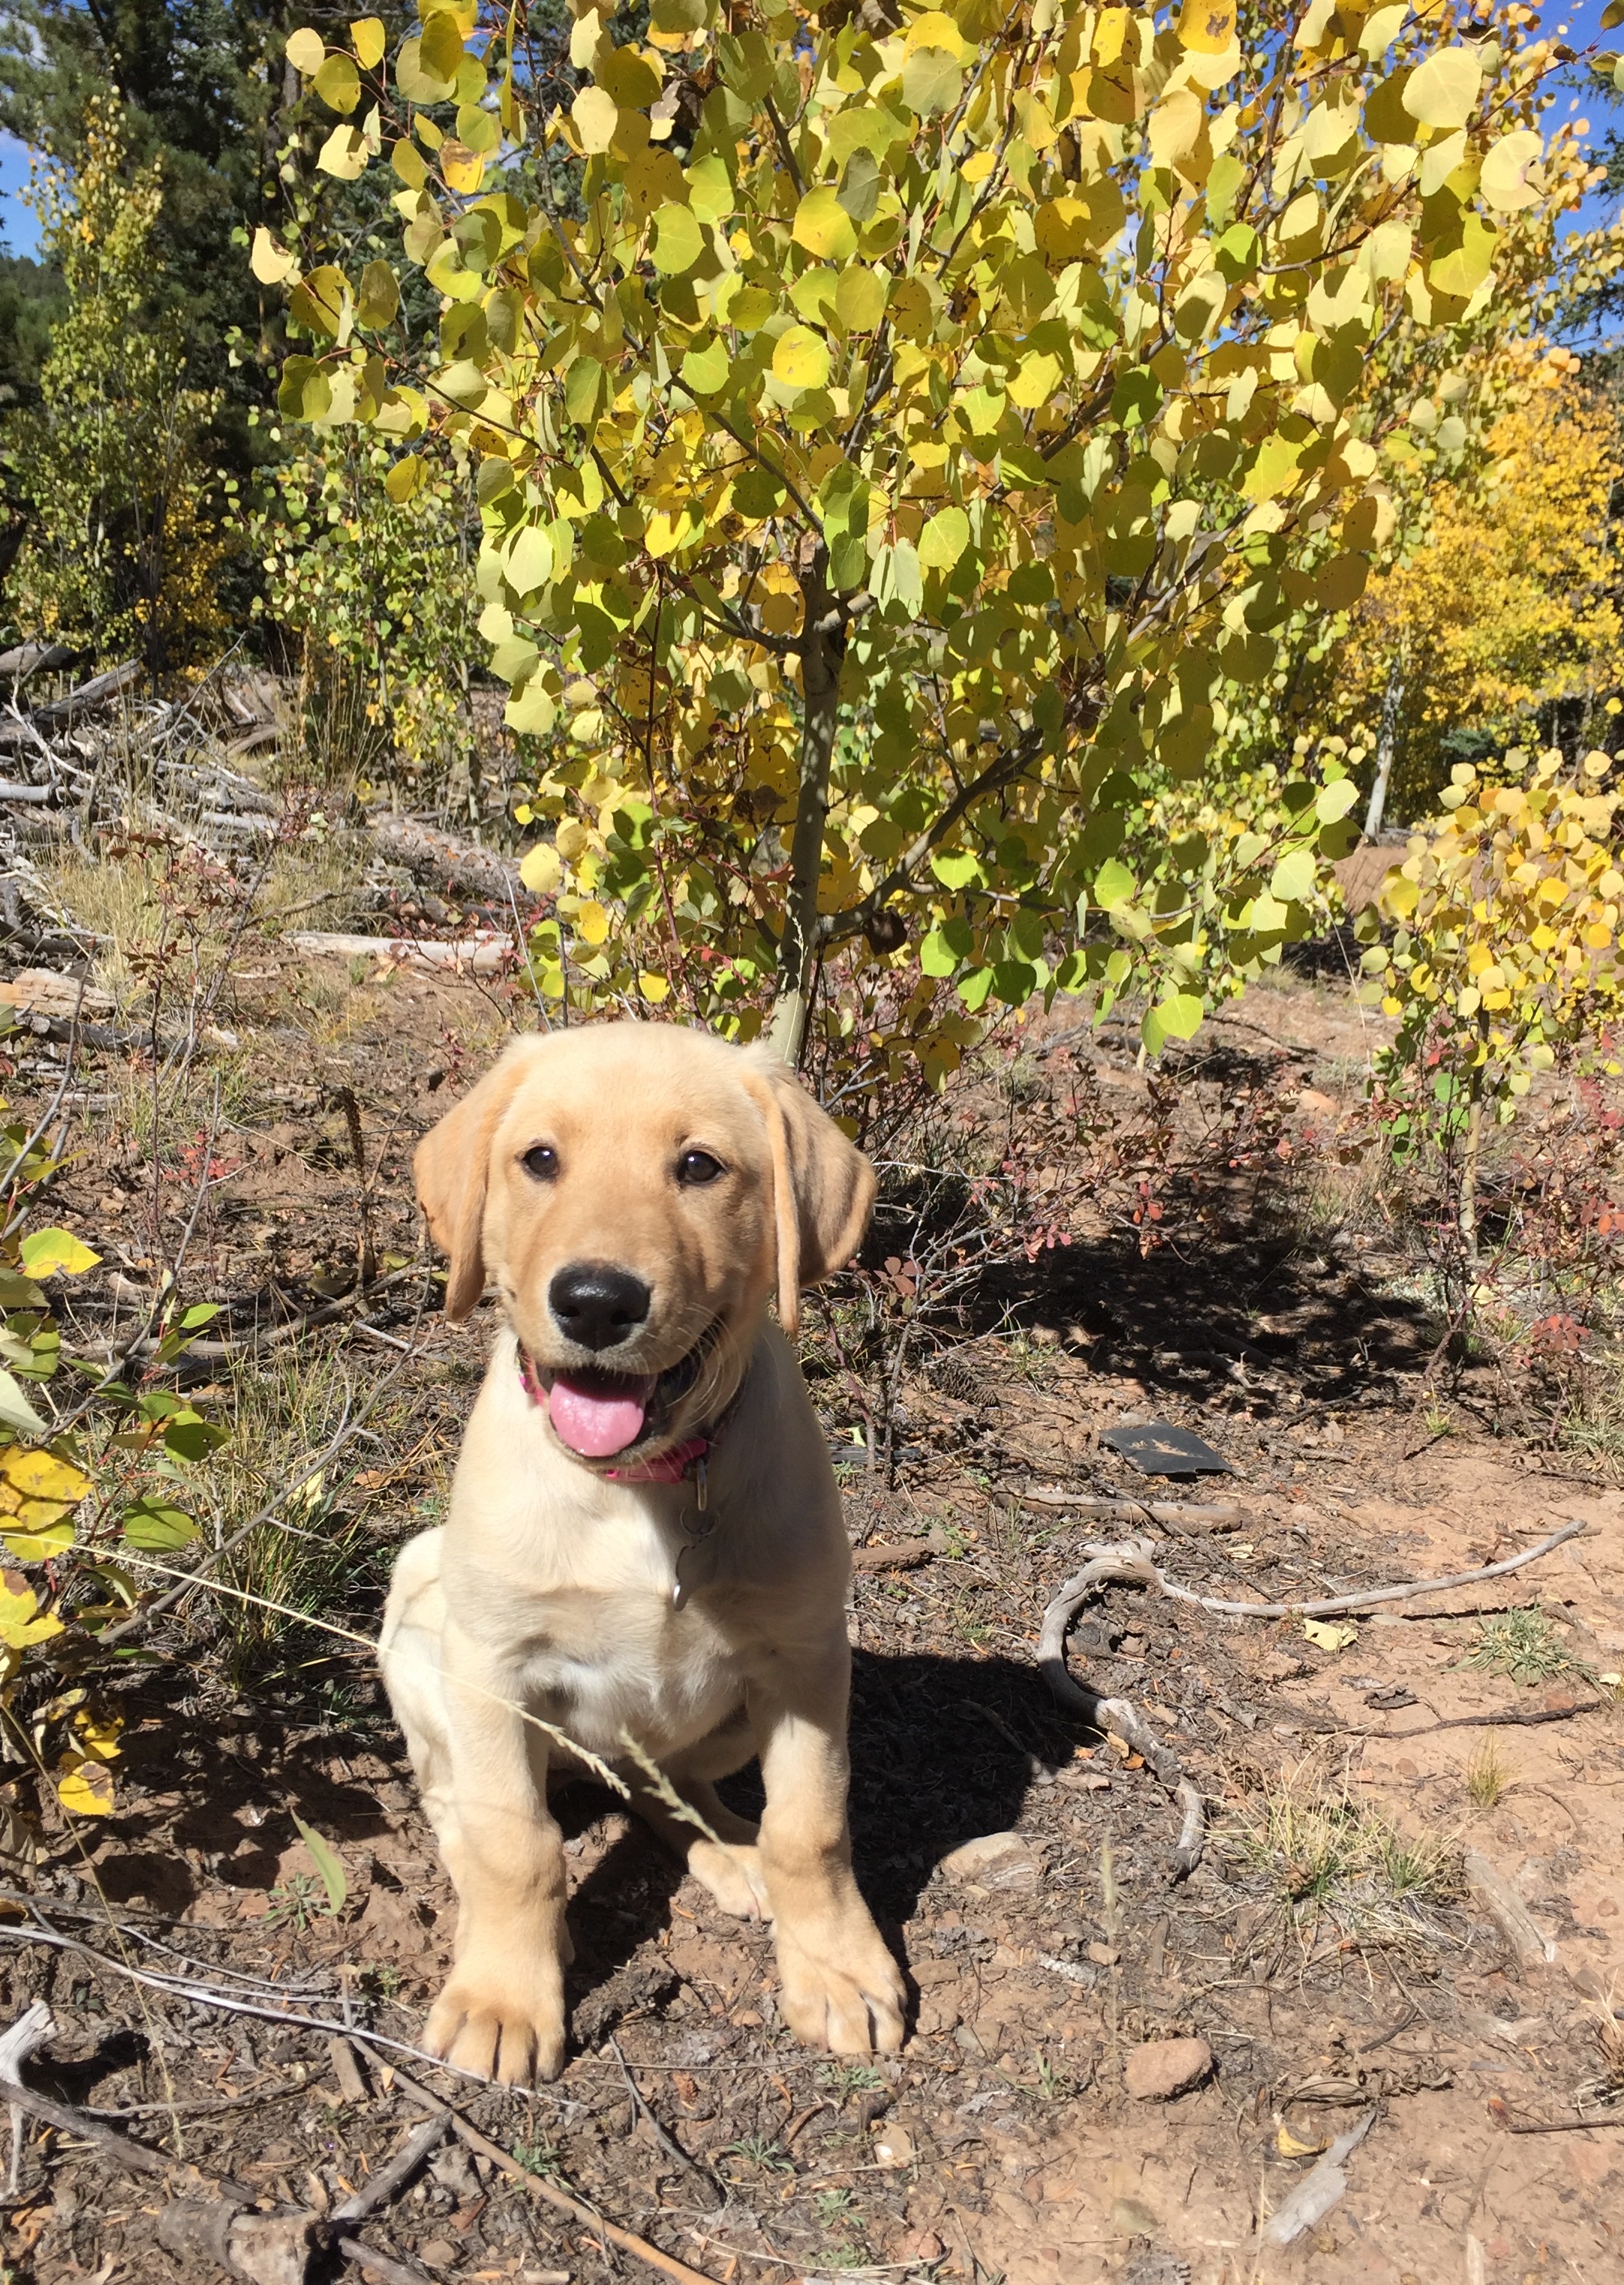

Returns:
20,1228,101,1277
1008,351,1063,409
918,505,970,569
285,26,325,74
575,899,611,945
1303,1618,1358,1651
772,327,830,390
520,843,563,896
903,10,970,59
1401,47,1482,131
572,85,619,152
1147,88,1204,171
250,226,299,285
73,1709,123,1763
639,972,671,1002
317,125,369,179
56,1759,115,1817
440,139,485,193
1178,0,1237,54
792,188,857,263
1480,129,1542,212
1,1450,91,1504
0,1570,64,1648
350,17,386,68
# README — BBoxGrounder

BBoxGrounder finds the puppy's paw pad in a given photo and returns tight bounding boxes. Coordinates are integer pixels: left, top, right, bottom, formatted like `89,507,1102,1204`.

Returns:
689,1840,772,1921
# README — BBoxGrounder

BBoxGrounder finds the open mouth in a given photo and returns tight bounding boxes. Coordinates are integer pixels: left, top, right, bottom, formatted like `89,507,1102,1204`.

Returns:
540,1325,718,1460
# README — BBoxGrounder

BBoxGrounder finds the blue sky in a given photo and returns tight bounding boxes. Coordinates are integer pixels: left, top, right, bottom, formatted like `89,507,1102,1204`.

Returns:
2,6,1622,263
1,128,34,257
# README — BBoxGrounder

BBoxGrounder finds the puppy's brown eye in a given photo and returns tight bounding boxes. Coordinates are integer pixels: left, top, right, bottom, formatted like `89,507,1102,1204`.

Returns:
677,1149,724,1186
522,1145,559,1182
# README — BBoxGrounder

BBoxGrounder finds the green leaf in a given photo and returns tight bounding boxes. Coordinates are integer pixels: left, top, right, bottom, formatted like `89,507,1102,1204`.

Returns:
651,203,703,276
931,851,980,890
1315,780,1359,824
0,1371,48,1437
1271,845,1318,903
356,260,399,329
20,1228,101,1278
314,53,361,112
919,506,970,570
122,1497,202,1552
1153,992,1204,1041
902,46,961,116
291,1812,349,1913
419,9,466,83
1093,859,1136,908
681,338,731,395
162,1414,230,1462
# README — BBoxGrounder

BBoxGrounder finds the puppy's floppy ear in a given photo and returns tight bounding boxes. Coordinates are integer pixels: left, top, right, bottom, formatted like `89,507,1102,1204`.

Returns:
414,1044,537,1322
741,1049,876,1339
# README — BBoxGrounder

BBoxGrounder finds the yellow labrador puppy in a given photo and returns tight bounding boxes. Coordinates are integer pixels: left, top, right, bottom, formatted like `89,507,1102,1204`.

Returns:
380,1022,906,2084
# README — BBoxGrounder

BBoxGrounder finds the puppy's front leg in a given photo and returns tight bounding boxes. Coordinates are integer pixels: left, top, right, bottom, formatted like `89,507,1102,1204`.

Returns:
749,1637,905,2055
426,1621,571,2085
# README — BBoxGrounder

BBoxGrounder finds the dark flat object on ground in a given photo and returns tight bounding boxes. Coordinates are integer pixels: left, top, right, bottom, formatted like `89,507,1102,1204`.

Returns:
1101,1421,1235,1478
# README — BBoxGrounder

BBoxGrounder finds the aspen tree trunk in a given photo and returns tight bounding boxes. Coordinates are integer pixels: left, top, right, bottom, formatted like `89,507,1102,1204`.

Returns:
768,551,840,1067
1364,651,1404,841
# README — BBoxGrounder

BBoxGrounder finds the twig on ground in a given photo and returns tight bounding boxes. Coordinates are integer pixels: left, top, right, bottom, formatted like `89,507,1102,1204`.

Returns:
608,2036,724,2203
1020,1491,1247,1528
331,2110,448,2222
1489,2103,1624,2136
377,2048,724,2285
335,2235,437,2285
1346,1702,1605,1739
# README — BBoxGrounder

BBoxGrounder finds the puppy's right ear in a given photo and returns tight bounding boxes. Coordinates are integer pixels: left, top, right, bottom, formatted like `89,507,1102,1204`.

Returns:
414,1046,534,1322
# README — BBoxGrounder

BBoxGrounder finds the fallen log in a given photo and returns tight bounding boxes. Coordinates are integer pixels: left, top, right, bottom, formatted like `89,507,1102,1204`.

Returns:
287,930,513,974
32,660,143,726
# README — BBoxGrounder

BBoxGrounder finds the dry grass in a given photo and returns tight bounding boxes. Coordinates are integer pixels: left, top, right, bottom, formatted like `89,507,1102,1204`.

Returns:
1228,1756,1460,1955
1464,1730,1514,1812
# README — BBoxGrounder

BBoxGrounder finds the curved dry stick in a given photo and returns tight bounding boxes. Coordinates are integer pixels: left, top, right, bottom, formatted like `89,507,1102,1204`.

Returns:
1039,1546,1204,1880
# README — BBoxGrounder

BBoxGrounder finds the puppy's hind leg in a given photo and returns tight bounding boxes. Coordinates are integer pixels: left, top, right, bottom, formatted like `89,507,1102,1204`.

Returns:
628,1772,772,1923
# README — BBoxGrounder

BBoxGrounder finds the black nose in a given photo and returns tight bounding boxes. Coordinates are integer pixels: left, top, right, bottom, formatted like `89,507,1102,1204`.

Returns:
548,1263,651,1353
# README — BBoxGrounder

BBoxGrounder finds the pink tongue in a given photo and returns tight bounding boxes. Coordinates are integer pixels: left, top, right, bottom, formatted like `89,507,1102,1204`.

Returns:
548,1375,651,1458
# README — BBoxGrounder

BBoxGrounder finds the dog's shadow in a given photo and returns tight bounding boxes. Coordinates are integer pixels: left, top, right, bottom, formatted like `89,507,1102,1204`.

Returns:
555,1648,1073,2028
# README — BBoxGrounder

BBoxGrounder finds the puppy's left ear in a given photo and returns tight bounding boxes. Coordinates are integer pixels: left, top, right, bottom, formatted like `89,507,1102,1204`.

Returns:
741,1051,876,1338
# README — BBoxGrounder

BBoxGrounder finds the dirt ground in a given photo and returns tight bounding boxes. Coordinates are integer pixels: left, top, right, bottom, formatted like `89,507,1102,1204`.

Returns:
2,921,1623,2285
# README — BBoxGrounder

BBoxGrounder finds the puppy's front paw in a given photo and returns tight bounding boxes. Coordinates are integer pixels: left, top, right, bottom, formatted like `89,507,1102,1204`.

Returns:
688,1838,772,1922
424,1963,567,2085
777,1916,906,2055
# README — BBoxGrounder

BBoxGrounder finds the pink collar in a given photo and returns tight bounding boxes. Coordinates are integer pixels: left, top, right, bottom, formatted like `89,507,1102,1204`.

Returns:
516,1347,720,1486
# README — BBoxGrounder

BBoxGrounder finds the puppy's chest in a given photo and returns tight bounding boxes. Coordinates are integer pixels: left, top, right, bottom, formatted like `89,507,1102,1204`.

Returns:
514,1593,741,1755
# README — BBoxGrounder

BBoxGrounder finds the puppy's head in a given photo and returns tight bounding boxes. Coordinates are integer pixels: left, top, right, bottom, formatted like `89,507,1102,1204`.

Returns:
413,1025,874,1465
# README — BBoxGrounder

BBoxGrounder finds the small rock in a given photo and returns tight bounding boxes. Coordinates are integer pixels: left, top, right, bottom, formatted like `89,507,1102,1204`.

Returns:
895,2229,945,2263
1086,1941,1120,1966
939,1831,1042,1895
1111,2194,1164,2235
872,2121,915,2168
1123,2036,1213,2102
